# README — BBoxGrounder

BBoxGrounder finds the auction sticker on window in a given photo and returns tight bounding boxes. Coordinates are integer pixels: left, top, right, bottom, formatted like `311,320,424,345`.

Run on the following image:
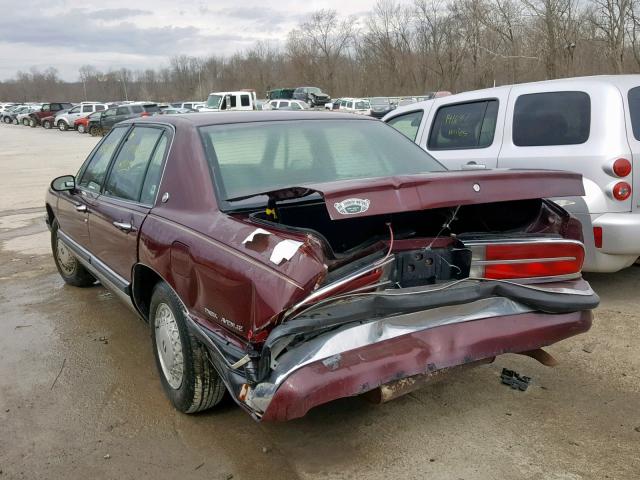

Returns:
334,198,370,215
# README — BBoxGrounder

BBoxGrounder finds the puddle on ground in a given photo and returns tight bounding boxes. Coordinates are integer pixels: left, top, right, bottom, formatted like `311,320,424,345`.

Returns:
2,230,50,255
0,211,43,230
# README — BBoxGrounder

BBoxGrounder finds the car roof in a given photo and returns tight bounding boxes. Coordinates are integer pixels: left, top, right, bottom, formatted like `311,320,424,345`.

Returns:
126,111,376,128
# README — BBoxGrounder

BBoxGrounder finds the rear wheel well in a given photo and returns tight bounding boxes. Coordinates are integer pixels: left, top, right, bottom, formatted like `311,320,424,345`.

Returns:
132,264,164,322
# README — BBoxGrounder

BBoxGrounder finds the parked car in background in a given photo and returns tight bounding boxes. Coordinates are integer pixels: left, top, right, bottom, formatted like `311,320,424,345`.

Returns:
292,86,331,108
160,107,197,115
41,110,70,129
46,111,597,422
201,91,257,111
28,102,73,127
1,105,28,123
0,102,17,112
324,98,343,110
88,103,160,135
369,97,395,118
384,75,640,273
17,105,42,125
75,110,102,133
268,99,309,110
56,103,107,131
342,98,371,115
169,101,202,110
266,88,295,100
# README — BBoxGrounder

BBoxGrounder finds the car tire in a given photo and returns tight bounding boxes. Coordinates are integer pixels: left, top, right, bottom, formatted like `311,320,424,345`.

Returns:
150,282,226,414
13,118,18,125
43,120,52,129
89,126,100,136
29,118,36,128
22,118,29,126
3,116,9,123
58,120,68,131
77,124,85,134
50,219,96,287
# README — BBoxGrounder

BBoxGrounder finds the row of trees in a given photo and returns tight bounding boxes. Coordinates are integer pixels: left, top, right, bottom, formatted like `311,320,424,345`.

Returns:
3,0,640,102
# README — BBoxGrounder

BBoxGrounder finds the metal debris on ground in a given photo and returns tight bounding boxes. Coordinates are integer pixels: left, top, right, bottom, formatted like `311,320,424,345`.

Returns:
500,368,531,391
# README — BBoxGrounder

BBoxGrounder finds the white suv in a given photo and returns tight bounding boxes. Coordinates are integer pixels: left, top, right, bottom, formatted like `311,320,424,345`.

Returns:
55,103,107,131
384,75,640,273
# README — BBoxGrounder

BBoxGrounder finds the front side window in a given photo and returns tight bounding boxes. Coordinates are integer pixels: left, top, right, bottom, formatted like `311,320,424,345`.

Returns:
428,100,498,150
513,91,590,146
42,104,50,112
78,127,128,192
200,119,445,206
291,102,301,110
116,106,128,115
103,127,165,202
386,110,424,141
69,106,81,114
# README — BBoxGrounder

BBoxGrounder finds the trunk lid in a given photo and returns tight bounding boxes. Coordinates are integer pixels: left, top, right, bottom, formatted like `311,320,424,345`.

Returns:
260,170,584,220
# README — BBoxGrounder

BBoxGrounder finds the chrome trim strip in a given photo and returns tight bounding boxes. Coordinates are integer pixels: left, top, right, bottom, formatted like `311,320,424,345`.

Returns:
148,214,304,290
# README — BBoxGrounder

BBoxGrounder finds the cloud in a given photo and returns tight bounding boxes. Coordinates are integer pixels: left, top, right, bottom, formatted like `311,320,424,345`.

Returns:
90,8,152,20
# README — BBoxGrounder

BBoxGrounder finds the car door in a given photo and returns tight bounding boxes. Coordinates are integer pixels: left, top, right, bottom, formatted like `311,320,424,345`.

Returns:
56,127,129,251
66,105,81,122
88,125,170,282
418,91,509,170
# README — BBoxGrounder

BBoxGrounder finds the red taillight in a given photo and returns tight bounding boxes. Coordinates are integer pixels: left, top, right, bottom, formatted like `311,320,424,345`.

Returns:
612,181,632,201
140,112,150,117
472,241,584,279
593,227,603,248
612,158,632,177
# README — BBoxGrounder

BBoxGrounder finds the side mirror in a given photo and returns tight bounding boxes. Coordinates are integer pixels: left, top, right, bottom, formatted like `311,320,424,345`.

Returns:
51,175,75,192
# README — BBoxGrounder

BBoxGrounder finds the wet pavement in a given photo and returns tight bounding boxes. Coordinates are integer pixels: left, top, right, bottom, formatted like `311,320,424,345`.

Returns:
1,125,639,479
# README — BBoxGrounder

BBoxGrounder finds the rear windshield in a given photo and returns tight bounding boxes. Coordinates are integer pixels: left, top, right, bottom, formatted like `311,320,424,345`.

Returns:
143,104,160,113
200,119,445,207
628,87,640,141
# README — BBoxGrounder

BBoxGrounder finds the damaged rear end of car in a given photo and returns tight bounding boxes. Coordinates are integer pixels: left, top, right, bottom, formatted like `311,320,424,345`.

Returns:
189,166,598,421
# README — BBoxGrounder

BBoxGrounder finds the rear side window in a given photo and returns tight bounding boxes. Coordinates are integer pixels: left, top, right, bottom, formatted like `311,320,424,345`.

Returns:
428,100,498,150
386,110,424,141
116,107,128,115
81,105,92,113
140,133,170,205
513,91,590,146
240,95,250,107
96,105,105,111
628,87,640,140
78,127,128,192
104,127,165,202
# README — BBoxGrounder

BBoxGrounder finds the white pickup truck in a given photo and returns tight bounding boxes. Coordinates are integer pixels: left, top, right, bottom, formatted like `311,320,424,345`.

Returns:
199,91,257,112
384,75,640,273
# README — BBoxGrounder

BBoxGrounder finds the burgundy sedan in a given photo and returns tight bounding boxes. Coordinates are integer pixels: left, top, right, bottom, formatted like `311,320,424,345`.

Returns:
46,112,599,421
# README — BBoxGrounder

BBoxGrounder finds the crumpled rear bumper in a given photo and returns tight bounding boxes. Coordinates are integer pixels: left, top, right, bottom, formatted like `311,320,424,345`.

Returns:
259,309,592,421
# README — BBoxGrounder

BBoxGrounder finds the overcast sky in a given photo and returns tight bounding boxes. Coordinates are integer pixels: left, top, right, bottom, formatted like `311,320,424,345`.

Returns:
0,0,388,81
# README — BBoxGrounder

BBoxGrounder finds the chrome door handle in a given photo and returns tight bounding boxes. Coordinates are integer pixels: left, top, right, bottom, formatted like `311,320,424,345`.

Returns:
113,221,136,233
74,204,87,212
462,162,487,170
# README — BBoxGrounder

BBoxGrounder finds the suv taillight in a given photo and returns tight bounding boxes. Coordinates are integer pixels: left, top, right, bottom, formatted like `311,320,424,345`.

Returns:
612,181,632,200
613,158,632,177
140,112,150,117
469,241,585,279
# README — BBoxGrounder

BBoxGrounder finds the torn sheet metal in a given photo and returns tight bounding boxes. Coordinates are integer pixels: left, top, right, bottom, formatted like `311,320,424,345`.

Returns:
270,239,304,265
242,228,271,244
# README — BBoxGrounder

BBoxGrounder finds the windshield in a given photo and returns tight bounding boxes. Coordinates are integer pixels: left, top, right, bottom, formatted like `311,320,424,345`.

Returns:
200,119,445,207
207,94,223,109
307,87,322,95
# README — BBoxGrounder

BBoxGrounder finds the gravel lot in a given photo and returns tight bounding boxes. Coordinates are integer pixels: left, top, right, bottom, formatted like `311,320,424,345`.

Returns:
0,124,639,480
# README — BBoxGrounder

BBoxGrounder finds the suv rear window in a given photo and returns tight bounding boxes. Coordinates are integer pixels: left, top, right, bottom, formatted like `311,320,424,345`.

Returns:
131,105,143,114
513,91,590,146
628,87,640,140
143,104,160,113
428,100,498,150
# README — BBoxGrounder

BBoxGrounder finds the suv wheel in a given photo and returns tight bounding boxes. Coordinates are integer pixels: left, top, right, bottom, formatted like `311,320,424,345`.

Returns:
22,118,29,126
50,219,96,287
88,125,101,136
58,120,68,131
12,118,18,125
77,124,85,134
43,120,52,129
150,282,226,413
29,118,37,128
3,116,10,124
